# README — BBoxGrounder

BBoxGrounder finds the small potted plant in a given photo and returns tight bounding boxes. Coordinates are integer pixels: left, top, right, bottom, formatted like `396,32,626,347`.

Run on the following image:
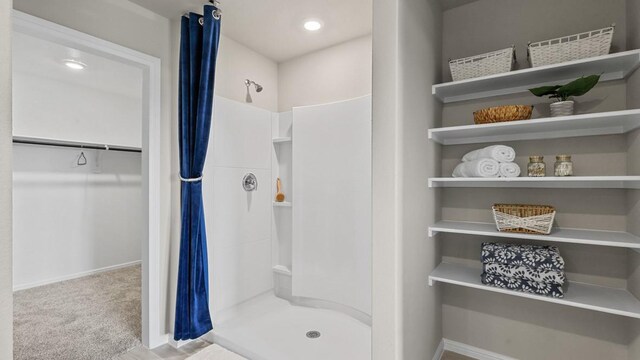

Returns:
529,74,601,117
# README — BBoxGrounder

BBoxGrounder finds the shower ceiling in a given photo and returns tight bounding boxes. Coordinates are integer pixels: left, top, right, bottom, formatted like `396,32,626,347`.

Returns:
128,0,372,62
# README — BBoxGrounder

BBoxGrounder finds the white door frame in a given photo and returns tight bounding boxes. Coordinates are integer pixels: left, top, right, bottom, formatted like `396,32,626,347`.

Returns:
12,11,164,348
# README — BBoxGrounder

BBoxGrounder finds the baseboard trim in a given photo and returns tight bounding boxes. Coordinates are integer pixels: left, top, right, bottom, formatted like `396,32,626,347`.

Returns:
432,339,445,360
13,260,142,291
441,339,517,360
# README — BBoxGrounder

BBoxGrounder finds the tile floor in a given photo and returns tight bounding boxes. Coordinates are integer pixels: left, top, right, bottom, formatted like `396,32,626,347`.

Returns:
116,339,212,360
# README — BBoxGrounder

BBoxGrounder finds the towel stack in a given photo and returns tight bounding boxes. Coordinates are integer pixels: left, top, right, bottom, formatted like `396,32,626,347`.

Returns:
481,242,566,298
452,145,520,178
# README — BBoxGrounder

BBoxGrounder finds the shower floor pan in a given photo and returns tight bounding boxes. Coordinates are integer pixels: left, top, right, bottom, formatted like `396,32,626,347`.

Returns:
211,292,371,360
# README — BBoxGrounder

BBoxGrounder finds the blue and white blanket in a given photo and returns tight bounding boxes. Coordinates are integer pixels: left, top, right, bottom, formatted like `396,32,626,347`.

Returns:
481,272,564,298
484,262,565,285
481,242,565,272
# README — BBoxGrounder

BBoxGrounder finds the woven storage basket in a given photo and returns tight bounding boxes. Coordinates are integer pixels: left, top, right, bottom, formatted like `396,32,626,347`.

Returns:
492,204,556,235
473,105,533,124
449,46,516,81
528,25,614,67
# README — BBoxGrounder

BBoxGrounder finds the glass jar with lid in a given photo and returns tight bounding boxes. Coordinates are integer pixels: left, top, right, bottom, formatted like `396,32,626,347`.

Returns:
554,155,573,176
527,156,546,177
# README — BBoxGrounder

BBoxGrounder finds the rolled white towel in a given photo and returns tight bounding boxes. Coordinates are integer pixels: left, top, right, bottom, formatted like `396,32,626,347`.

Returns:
462,145,516,163
498,162,521,178
452,158,500,178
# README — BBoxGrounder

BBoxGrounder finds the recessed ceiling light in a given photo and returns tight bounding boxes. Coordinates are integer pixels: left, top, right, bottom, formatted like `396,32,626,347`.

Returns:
304,20,323,32
64,59,87,70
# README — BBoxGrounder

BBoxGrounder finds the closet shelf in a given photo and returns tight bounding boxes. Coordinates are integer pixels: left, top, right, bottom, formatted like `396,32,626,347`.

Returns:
273,201,292,207
429,221,640,249
273,137,292,144
428,176,640,189
12,135,142,153
428,109,640,145
432,50,640,103
429,262,640,319
272,265,292,276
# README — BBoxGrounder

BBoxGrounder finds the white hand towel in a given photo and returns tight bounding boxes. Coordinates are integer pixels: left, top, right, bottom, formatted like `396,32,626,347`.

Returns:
498,162,521,178
452,158,500,178
462,145,516,163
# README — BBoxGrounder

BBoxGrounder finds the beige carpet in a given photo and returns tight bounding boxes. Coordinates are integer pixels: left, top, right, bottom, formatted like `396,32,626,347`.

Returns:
14,265,141,360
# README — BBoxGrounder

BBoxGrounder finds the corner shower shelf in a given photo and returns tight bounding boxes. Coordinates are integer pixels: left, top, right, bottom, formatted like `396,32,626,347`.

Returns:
272,265,292,276
432,50,640,103
273,137,292,144
273,201,292,207
428,109,640,145
428,262,640,319
429,221,640,249
428,176,640,189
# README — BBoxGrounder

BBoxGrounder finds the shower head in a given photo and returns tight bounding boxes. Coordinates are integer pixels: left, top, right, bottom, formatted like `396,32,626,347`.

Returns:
244,79,263,103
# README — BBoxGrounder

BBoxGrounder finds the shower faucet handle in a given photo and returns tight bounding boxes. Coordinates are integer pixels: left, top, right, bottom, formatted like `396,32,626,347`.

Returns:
242,173,258,192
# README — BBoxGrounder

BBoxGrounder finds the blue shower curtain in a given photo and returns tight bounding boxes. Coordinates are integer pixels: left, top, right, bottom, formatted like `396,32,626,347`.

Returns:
174,5,221,341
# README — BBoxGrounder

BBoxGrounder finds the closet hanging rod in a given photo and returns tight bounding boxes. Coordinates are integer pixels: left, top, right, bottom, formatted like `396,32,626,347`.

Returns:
12,137,142,153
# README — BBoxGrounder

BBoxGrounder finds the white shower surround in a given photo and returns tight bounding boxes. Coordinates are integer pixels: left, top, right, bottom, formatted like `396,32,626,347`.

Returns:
291,95,372,316
205,95,372,318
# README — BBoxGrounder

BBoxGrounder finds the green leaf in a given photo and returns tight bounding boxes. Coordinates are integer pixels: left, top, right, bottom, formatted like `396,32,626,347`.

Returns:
529,85,561,97
556,74,601,99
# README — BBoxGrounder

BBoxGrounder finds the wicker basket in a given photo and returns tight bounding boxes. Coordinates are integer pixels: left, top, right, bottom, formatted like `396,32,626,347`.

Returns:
449,46,516,81
492,204,556,235
528,25,614,67
473,105,533,124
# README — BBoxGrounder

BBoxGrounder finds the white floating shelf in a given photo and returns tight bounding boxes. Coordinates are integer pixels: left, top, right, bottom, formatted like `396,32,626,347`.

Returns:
429,262,640,319
429,221,640,249
272,137,292,144
429,110,640,145
428,176,640,189
272,265,292,276
273,201,292,207
432,50,640,103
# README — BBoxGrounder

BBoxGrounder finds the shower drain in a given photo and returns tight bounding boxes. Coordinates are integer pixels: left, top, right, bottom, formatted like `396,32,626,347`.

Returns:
306,330,321,339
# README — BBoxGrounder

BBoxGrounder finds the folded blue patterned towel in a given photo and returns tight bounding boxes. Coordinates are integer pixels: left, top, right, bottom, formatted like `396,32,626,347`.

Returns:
481,242,565,272
483,262,565,285
481,272,564,298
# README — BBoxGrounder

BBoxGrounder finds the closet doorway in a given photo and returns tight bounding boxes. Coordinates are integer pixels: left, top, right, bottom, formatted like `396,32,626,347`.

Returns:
11,10,162,354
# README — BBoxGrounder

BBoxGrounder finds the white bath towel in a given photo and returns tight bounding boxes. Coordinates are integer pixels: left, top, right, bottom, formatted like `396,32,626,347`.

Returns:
452,158,500,178
498,162,521,178
462,145,516,163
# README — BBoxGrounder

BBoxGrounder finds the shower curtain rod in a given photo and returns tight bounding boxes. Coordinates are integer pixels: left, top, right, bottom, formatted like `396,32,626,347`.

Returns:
182,0,221,18
12,137,142,153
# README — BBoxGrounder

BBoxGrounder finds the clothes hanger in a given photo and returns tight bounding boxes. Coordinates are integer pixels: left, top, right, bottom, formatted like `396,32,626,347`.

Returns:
77,147,87,166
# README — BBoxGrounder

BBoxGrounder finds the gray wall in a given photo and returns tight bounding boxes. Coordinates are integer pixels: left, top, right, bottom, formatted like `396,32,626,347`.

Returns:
626,0,640,359
440,1,634,359
0,0,13,358
442,0,627,82
372,0,443,358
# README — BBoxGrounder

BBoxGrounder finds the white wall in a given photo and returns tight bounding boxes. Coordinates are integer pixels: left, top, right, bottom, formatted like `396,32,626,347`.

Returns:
13,71,143,147
278,35,372,112
12,146,142,289
204,96,273,317
372,0,443,358
0,0,13,358
13,0,174,338
215,35,279,112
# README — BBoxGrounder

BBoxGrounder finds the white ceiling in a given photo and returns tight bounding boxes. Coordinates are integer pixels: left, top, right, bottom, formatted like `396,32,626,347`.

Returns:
129,0,373,62
13,32,143,99
439,0,480,11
